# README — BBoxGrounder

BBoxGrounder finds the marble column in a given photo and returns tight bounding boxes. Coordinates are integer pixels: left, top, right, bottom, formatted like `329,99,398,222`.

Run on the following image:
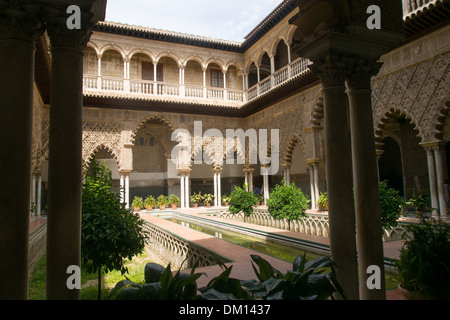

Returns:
45,9,94,300
244,169,249,191
97,54,102,89
213,171,218,207
217,171,222,207
36,173,42,217
185,171,190,208
180,172,185,208
347,62,386,300
434,145,448,219
309,167,317,210
310,57,359,300
262,166,270,202
0,2,42,299
124,173,130,209
31,174,37,217
425,146,439,217
119,172,125,204
313,162,320,207
248,167,254,193
283,163,291,185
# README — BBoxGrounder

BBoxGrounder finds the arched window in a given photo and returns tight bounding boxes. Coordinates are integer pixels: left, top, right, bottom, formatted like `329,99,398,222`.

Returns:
149,137,155,147
138,137,145,146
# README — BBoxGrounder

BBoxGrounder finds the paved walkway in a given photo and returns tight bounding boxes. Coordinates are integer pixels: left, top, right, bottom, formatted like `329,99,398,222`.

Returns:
140,207,407,300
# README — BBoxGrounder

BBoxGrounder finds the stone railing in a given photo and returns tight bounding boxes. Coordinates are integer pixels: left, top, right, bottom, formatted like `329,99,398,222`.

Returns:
246,57,311,101
216,209,411,242
143,221,228,270
403,0,437,17
28,223,47,275
83,57,311,105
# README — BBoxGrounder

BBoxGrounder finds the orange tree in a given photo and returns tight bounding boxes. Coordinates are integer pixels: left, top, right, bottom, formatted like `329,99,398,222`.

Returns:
81,158,148,299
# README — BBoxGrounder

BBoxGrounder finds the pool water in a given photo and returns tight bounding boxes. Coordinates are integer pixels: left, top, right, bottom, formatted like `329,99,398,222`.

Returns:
163,215,320,263
158,213,400,291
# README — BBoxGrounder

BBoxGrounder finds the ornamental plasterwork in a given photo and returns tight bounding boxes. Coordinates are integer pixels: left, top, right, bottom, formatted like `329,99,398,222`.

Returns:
372,52,450,144
82,121,122,169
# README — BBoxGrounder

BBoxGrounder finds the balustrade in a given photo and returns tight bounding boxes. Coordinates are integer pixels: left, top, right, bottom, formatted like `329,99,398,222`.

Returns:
143,221,226,270
403,0,436,16
216,209,411,242
83,57,311,104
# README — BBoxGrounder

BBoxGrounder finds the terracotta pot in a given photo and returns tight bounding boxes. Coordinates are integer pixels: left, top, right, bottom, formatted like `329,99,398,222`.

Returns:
160,205,165,210
134,207,141,212
224,202,229,206
206,203,211,208
146,206,153,211
398,284,426,300
171,204,178,209
193,203,198,208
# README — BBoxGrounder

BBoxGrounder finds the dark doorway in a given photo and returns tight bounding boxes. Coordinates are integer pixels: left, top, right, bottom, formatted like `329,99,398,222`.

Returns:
379,137,404,196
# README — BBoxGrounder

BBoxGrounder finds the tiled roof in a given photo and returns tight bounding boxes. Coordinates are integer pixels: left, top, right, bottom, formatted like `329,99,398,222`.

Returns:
93,0,298,53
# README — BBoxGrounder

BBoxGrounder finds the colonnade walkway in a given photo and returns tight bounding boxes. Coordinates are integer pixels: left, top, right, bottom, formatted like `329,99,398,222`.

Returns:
29,207,405,300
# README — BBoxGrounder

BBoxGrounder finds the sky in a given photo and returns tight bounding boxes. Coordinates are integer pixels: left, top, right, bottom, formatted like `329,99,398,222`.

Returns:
104,0,284,42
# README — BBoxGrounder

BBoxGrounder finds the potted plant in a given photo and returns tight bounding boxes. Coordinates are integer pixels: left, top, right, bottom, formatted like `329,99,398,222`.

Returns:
144,196,156,211
317,192,328,211
203,194,214,207
395,218,450,300
229,186,258,222
157,195,168,210
190,192,203,208
266,181,309,229
222,194,231,206
168,194,180,209
406,193,429,217
131,196,143,212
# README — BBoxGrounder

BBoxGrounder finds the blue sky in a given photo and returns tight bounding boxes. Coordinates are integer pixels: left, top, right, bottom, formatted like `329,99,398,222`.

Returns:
105,0,283,42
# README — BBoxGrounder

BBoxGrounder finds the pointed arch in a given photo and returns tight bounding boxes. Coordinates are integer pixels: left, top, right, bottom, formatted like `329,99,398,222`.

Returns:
310,90,324,127
99,44,127,59
283,134,306,164
374,108,425,151
128,48,156,63
183,55,206,70
130,114,177,145
84,144,121,170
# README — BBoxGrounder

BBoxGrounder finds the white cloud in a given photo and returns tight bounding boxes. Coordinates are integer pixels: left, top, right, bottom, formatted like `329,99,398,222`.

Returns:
104,0,283,41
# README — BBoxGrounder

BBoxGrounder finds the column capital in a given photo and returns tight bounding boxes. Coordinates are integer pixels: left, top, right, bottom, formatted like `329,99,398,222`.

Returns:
0,0,44,44
345,58,383,91
44,5,95,53
421,141,445,152
281,162,292,169
212,168,223,174
119,170,132,176
309,53,347,88
306,159,321,165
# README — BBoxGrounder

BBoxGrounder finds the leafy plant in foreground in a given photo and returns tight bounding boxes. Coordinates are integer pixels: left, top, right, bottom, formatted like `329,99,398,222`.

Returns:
82,158,148,300
109,262,204,300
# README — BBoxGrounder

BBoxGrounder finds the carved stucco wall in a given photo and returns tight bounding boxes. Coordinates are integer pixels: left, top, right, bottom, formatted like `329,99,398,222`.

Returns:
373,24,450,146
33,25,449,180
